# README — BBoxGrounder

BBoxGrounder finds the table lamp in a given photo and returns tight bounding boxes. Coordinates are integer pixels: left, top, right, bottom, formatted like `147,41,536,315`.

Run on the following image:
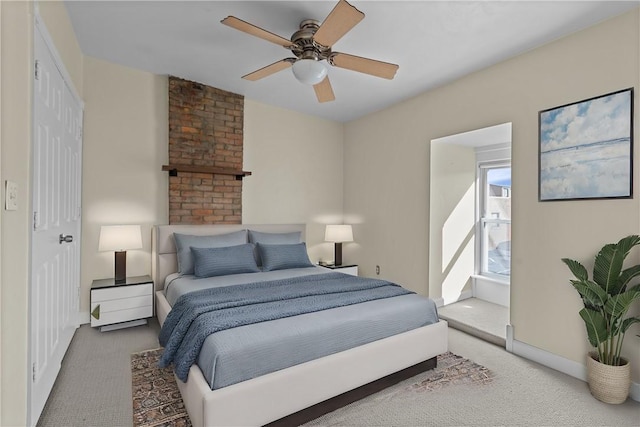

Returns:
99,225,142,283
325,224,353,266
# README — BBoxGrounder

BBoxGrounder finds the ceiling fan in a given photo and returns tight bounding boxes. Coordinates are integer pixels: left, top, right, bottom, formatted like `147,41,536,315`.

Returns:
221,0,399,103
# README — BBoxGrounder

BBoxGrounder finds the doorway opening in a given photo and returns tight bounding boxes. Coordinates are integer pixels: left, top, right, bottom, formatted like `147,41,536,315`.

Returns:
428,122,511,346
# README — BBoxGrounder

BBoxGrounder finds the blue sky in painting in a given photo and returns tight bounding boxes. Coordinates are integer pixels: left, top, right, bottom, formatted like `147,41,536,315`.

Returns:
540,90,631,152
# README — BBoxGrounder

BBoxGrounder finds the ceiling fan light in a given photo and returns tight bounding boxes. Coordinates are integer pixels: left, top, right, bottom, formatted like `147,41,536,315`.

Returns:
292,59,328,85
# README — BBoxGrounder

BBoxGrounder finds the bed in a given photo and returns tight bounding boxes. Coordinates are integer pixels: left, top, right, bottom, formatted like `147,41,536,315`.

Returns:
152,224,448,427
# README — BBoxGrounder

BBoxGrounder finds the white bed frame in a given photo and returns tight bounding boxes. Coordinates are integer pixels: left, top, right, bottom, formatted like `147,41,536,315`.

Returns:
152,224,448,427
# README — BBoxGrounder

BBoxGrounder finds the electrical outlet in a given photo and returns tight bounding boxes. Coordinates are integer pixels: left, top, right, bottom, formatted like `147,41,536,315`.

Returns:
5,181,17,211
376,265,380,275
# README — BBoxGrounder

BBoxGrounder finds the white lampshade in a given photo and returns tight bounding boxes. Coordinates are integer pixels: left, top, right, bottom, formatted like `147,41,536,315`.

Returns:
292,59,328,85
325,225,354,243
99,225,143,251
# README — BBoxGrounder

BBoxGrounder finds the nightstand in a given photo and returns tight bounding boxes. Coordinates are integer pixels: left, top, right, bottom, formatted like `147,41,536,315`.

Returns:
90,275,153,332
320,264,358,276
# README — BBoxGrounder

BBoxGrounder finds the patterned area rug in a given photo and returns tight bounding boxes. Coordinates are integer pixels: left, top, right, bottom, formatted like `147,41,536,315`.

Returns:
131,348,191,427
406,351,494,392
131,349,493,427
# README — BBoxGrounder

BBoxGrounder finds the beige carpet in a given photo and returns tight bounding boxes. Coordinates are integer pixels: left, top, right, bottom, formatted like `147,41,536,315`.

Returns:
37,320,162,427
37,323,640,427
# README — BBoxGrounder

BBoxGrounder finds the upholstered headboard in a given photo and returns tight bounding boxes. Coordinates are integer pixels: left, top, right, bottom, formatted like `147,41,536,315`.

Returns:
151,224,306,292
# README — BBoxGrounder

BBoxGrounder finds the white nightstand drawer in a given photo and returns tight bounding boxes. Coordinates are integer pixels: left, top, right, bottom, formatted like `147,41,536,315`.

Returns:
90,276,154,330
90,295,152,326
91,282,152,303
92,294,151,313
90,305,152,327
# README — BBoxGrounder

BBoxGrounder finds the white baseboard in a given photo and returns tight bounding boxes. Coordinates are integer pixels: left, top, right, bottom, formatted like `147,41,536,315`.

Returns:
505,324,514,352
506,324,639,402
510,336,587,381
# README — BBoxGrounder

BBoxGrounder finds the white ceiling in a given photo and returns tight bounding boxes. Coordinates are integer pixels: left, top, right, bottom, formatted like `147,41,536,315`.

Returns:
64,1,639,123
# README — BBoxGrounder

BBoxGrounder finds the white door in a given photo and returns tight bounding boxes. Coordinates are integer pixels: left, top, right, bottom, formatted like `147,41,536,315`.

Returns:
29,22,83,426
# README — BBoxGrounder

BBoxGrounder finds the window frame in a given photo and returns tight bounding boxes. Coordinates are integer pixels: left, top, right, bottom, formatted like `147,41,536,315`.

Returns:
476,160,511,282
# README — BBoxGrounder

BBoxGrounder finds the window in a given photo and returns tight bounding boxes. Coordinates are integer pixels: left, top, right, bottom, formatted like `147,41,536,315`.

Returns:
479,163,511,279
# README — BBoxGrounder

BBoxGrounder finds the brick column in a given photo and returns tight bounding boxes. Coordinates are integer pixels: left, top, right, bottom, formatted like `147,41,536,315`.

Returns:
168,77,244,224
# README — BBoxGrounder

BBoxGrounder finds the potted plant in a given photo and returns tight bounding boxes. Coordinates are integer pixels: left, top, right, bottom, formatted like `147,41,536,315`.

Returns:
562,235,640,404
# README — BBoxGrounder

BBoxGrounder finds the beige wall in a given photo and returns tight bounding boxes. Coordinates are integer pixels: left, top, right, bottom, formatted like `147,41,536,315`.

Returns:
0,2,32,424
342,97,434,291
344,9,640,380
80,57,168,314
242,99,345,262
428,143,476,303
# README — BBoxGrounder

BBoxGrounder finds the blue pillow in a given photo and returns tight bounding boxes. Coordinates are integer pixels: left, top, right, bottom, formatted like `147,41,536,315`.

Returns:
174,230,247,275
191,244,260,278
257,242,314,272
248,230,302,266
248,230,301,244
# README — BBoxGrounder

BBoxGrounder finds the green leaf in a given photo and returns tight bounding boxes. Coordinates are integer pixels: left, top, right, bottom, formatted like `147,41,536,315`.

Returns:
570,279,607,308
579,308,608,347
593,234,640,295
562,258,588,281
604,287,640,319
593,243,624,295
619,265,640,290
616,235,640,257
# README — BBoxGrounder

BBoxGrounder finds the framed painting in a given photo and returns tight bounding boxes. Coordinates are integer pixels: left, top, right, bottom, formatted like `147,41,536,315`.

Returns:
538,88,633,201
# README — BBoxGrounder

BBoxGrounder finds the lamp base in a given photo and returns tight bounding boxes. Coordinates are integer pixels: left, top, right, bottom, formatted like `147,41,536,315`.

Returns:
334,243,343,266
115,251,127,283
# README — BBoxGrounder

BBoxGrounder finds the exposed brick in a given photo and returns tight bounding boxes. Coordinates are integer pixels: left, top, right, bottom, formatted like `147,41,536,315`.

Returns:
181,203,203,210
192,209,214,216
212,197,232,204
193,173,211,180
203,215,225,222
168,76,244,225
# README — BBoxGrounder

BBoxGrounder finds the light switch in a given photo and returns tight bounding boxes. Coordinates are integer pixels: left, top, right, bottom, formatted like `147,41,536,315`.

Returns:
5,181,18,211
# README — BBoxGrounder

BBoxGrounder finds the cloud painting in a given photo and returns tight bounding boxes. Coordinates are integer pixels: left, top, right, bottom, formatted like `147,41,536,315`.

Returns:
539,89,632,201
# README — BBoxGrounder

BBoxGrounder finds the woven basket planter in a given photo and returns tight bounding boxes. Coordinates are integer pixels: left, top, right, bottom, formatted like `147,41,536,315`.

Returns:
586,351,631,404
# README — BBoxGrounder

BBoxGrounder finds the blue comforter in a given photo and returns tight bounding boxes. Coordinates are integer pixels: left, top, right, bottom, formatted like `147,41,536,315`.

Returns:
159,272,413,382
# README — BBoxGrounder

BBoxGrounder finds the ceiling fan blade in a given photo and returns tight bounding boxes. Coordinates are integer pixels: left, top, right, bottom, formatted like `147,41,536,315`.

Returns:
313,76,335,103
329,53,399,79
242,59,295,81
313,0,365,48
221,16,294,48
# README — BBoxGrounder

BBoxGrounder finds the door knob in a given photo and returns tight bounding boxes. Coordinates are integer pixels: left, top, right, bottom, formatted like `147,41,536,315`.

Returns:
59,234,73,244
